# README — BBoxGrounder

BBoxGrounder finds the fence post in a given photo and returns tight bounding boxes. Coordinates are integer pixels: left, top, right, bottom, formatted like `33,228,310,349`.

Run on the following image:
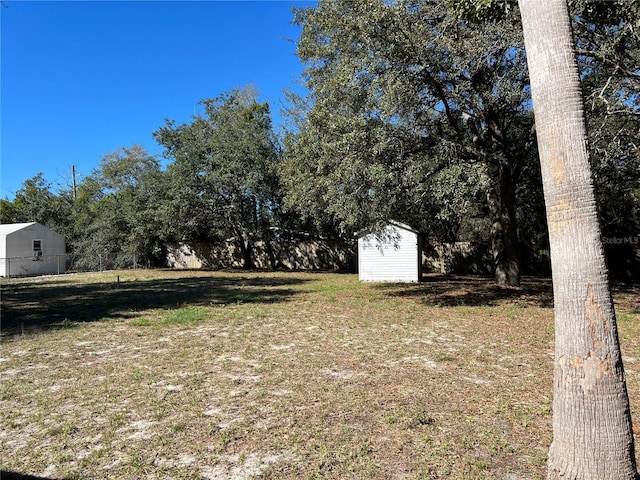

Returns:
57,255,61,275
7,257,10,279
99,254,102,272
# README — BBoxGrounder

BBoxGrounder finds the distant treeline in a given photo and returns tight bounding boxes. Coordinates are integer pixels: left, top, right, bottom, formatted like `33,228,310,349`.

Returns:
2,2,638,283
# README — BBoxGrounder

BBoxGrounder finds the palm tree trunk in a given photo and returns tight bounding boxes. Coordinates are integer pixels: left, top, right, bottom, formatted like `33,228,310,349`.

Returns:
518,0,638,478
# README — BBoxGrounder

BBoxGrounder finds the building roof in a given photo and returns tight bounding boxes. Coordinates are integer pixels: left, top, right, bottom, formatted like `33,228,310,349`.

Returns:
386,220,419,234
356,220,420,238
0,222,38,237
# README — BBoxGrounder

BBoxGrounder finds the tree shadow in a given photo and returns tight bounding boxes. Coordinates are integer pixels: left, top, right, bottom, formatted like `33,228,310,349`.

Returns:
373,274,555,308
0,472,59,480
0,271,312,337
610,282,640,314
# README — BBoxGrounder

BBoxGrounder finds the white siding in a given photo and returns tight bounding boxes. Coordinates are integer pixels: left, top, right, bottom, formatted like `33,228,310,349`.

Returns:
0,256,5,278
358,223,419,283
1,223,66,277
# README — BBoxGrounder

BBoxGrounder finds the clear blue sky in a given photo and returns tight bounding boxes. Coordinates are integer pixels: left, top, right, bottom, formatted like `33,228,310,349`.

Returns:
1,0,313,200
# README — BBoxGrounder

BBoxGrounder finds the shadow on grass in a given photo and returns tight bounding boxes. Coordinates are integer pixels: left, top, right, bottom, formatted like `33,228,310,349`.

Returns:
0,272,312,337
373,274,555,308
610,282,640,314
0,472,59,480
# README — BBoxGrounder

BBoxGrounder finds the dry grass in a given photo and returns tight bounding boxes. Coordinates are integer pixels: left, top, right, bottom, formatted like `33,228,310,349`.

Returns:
1,270,638,480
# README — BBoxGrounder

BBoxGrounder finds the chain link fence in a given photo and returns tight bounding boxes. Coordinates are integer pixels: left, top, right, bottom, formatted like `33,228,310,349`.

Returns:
0,253,146,278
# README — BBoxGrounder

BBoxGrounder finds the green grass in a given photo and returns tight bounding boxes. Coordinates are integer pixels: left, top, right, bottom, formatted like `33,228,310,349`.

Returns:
0,270,638,479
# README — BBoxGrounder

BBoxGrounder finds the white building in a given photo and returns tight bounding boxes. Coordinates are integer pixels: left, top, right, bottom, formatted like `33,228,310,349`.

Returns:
357,221,421,282
0,222,66,277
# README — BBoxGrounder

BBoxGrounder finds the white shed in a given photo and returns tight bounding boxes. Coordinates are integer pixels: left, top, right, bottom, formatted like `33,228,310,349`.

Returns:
357,221,421,283
0,222,66,277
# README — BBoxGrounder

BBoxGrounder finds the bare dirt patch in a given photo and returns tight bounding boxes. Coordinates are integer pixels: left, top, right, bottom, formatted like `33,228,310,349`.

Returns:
1,271,638,479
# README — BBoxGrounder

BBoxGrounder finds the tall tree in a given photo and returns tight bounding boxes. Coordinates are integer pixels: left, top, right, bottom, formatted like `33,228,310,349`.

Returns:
286,0,537,285
0,198,18,224
518,0,638,477
67,146,166,271
10,173,72,230
572,0,640,282
154,87,282,269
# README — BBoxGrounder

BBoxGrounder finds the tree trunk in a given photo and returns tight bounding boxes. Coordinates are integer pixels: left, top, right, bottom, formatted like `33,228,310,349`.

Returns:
488,164,520,286
518,0,638,478
241,232,254,270
263,233,278,270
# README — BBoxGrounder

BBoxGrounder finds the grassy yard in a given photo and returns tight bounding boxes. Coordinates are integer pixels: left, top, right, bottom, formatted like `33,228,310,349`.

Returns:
1,270,639,480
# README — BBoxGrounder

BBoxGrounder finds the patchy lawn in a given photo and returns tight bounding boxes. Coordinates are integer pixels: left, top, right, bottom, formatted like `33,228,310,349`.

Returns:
1,270,638,479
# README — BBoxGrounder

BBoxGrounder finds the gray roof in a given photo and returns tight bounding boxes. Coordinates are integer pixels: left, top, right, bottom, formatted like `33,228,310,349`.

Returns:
0,222,38,237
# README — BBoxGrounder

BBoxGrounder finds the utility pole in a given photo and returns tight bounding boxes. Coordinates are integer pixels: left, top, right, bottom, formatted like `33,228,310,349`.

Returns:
72,165,77,201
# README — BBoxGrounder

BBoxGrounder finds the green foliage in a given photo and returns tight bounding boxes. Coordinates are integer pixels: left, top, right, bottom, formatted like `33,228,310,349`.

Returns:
68,145,166,271
284,0,536,285
281,0,638,281
0,198,18,224
1,1,636,281
98,144,160,191
154,86,283,268
449,0,513,23
9,173,73,230
571,0,640,280
1,88,296,272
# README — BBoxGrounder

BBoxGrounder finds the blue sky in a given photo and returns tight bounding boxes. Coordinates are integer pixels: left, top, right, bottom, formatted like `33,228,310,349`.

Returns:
1,0,313,199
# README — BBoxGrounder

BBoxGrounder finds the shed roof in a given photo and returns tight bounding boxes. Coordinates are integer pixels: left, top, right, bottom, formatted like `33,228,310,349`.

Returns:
356,220,419,238
0,222,38,237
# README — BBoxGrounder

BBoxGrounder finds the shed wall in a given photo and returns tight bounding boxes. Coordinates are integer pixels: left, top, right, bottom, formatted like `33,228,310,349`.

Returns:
358,224,419,282
2,224,66,277
0,235,9,277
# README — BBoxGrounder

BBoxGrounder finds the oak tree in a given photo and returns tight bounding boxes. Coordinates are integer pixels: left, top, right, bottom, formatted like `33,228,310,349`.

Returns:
154,87,282,269
285,0,537,285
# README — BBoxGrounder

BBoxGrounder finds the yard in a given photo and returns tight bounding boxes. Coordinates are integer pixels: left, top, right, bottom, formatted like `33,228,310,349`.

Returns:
1,270,639,479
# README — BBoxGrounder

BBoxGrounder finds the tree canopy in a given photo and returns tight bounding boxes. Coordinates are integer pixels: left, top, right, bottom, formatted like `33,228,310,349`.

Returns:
154,87,283,268
282,0,538,285
281,0,638,283
1,3,637,281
